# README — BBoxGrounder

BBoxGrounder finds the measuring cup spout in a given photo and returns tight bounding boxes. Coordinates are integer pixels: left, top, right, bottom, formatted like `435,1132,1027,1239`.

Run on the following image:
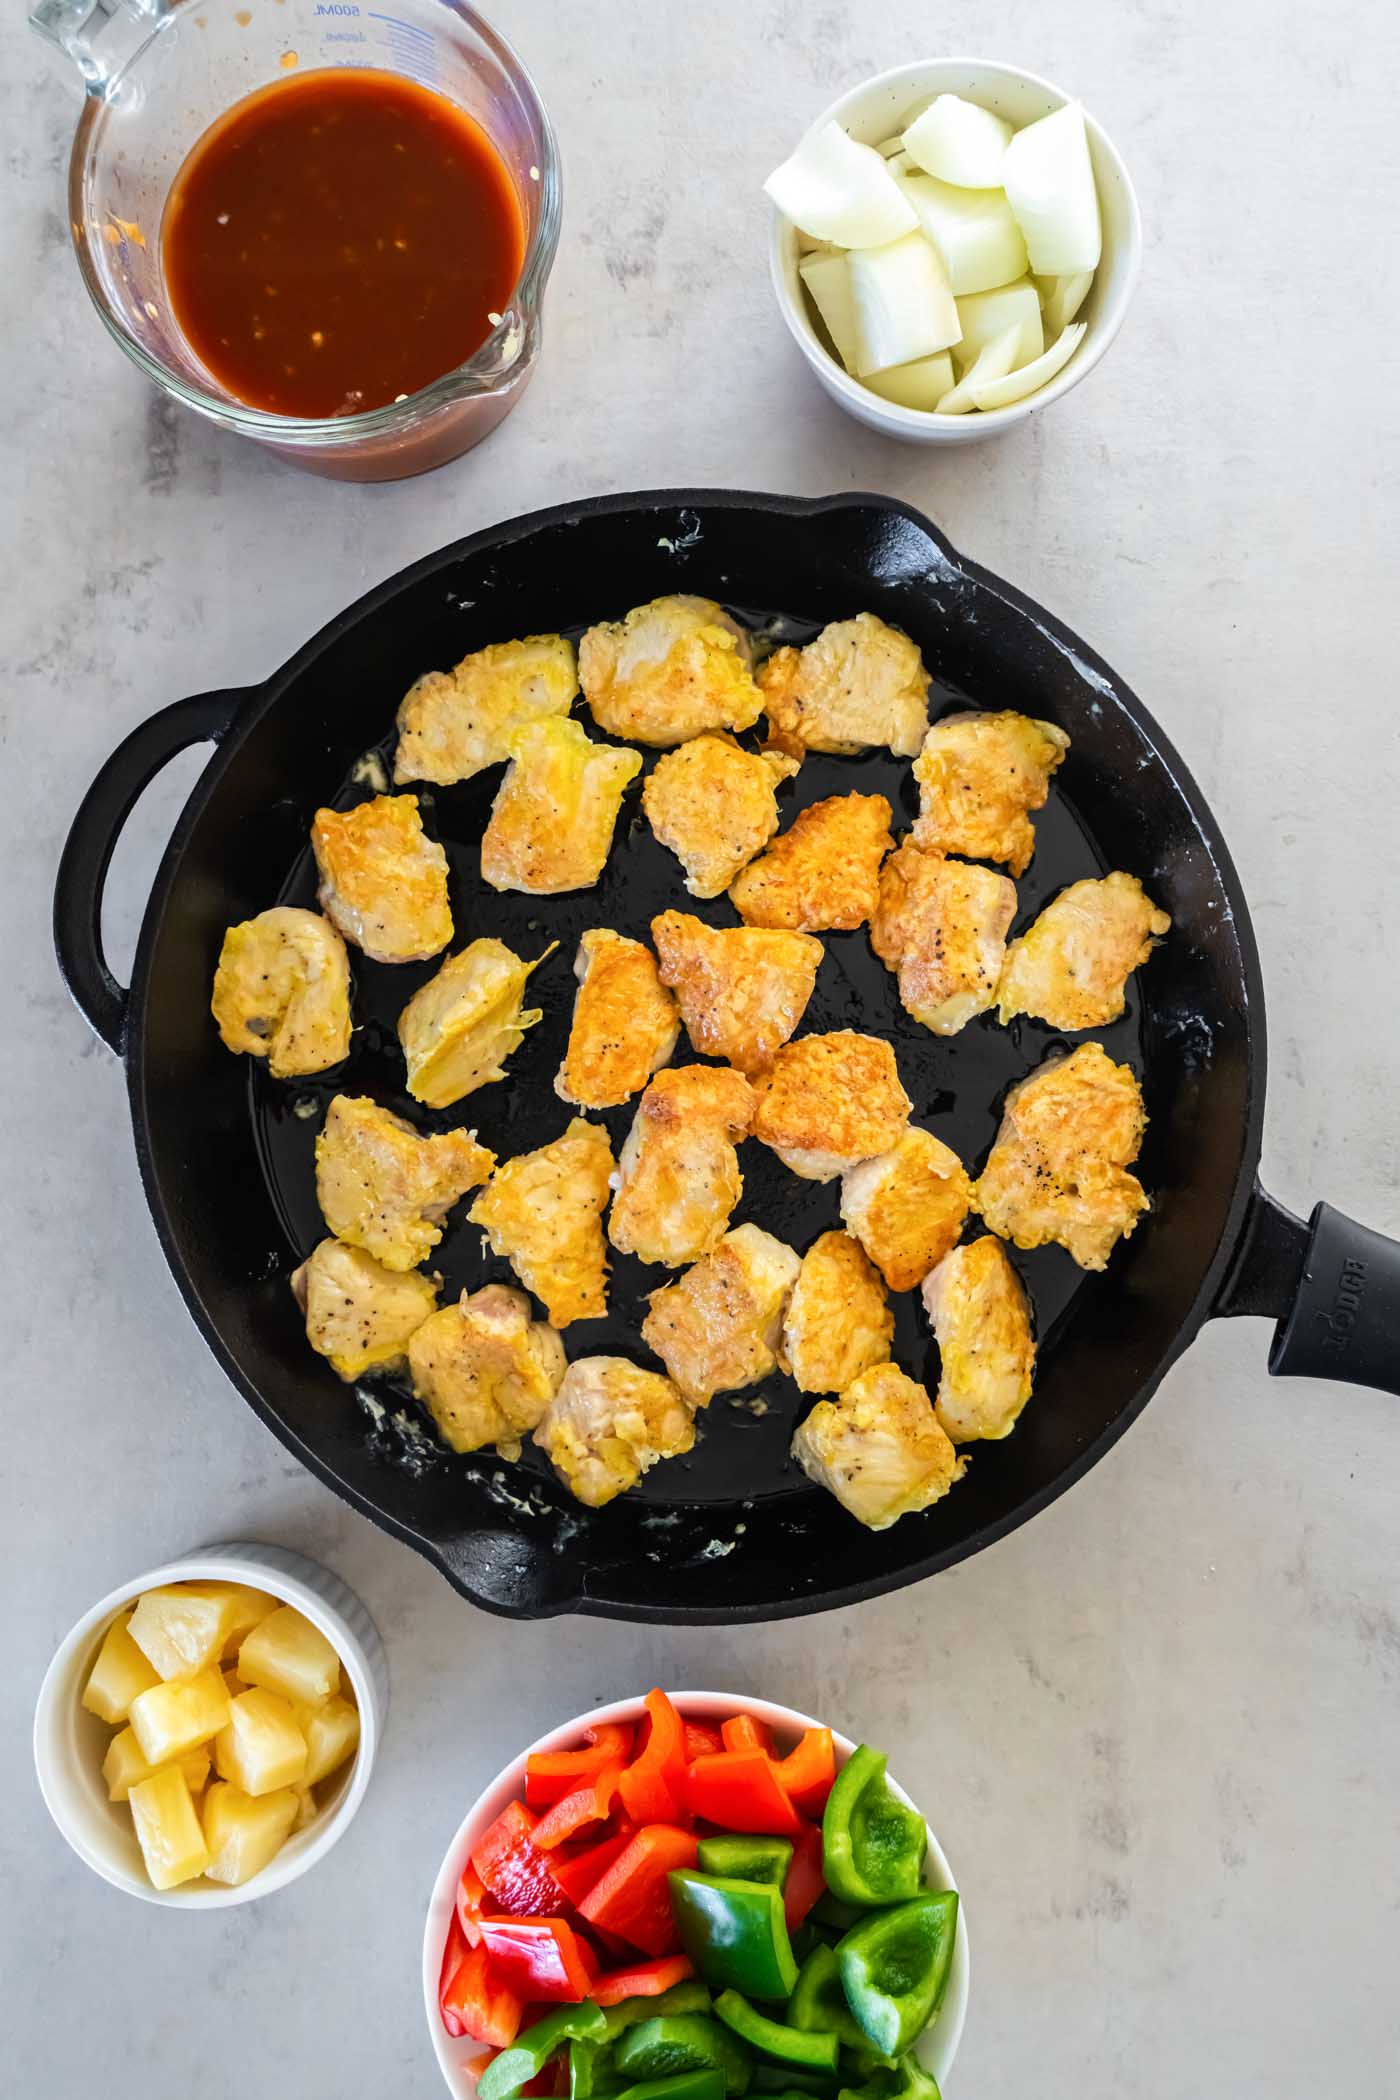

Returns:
31,0,167,94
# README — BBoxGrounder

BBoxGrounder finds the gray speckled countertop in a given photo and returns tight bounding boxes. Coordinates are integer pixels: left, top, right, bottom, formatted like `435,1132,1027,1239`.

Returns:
4,2,1399,2094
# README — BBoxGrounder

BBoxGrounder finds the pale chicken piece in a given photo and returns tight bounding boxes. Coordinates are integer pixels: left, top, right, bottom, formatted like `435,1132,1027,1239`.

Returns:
314,1095,494,1272
974,1042,1149,1270
922,1237,1036,1444
534,1357,696,1507
781,1230,893,1395
480,718,642,894
997,872,1172,1030
291,1239,437,1382
579,595,764,747
651,911,823,1076
211,907,351,1078
408,1283,565,1458
641,1224,801,1406
556,930,679,1109
840,1126,973,1290
642,734,800,898
758,613,929,759
394,634,578,786
791,1363,966,1530
753,1031,912,1182
468,1117,614,1327
729,793,893,932
871,844,1017,1037
311,794,453,963
608,1066,757,1268
397,938,547,1109
911,710,1070,876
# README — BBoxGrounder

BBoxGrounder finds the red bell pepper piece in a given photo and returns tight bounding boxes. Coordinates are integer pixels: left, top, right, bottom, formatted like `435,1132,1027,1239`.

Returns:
477,1917,598,2003
549,1826,637,1908
533,1762,625,1850
783,1822,826,1930
684,1719,724,1761
590,1954,696,2007
721,1714,775,1757
579,1823,698,1955
521,2063,567,2099
773,1728,836,1817
526,1724,634,1809
440,1929,526,2046
619,1690,690,1826
456,1861,493,1946
686,1750,803,1836
472,1801,571,1917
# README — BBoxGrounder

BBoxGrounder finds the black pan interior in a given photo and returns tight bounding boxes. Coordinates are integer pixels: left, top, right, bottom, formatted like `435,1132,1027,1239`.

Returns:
131,494,1261,1620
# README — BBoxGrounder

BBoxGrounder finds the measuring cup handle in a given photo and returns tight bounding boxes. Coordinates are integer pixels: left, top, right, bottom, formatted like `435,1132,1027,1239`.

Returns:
30,0,168,94
54,690,246,1054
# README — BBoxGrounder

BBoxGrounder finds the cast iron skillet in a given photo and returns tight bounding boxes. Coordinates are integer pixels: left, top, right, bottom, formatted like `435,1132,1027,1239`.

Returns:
55,491,1400,1621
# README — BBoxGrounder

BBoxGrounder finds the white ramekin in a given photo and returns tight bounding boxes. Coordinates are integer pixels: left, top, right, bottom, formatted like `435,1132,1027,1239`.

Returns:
768,57,1142,444
34,1541,387,1908
423,1690,970,2098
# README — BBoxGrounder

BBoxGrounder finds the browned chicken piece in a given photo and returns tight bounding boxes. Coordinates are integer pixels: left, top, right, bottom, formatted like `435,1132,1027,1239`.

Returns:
871,843,1018,1037
651,911,822,1076
791,1363,966,1530
311,793,453,963
911,710,1070,876
291,1239,437,1382
579,595,764,746
315,1095,494,1271
609,1065,757,1268
975,1042,1149,1270
840,1126,973,1290
398,938,547,1109
408,1284,565,1457
534,1357,696,1507
468,1117,614,1326
394,633,578,786
211,907,352,1077
781,1230,893,1395
997,872,1171,1030
480,719,642,895
922,1237,1036,1443
759,613,929,759
556,930,679,1109
729,793,893,932
641,1224,801,1405
641,733,800,898
752,1031,912,1181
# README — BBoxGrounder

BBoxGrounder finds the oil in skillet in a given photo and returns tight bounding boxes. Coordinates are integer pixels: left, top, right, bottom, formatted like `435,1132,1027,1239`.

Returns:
161,68,524,419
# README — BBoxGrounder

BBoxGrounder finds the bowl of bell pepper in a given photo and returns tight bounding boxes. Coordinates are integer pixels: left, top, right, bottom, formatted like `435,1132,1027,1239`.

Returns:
422,1691,970,2100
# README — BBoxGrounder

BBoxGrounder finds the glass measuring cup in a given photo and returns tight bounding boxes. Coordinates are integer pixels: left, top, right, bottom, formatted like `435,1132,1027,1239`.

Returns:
32,0,561,480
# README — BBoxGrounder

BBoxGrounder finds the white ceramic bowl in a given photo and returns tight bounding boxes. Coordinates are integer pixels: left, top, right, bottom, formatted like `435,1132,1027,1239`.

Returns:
423,1690,970,2098
34,1541,387,1908
768,57,1142,444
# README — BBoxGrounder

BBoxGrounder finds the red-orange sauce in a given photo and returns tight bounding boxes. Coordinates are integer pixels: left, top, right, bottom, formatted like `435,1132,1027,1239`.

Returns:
162,68,525,418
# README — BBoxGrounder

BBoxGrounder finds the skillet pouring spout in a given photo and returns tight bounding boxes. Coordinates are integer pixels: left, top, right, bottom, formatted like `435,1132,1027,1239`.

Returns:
1216,1183,1400,1396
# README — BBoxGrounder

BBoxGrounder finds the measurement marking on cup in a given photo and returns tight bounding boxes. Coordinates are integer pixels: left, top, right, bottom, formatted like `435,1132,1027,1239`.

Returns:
367,10,434,36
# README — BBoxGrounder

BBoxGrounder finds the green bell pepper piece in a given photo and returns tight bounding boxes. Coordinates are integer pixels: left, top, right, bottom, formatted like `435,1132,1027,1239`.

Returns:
822,1749,926,1909
836,1894,958,2059
714,1993,839,2074
571,2037,623,2100
696,1836,794,1889
613,2015,754,2098
603,1984,714,2042
669,1872,800,2002
836,2054,941,2100
616,2075,727,2100
809,1894,865,1934
786,1946,870,2055
479,2004,609,2100
751,2068,837,2096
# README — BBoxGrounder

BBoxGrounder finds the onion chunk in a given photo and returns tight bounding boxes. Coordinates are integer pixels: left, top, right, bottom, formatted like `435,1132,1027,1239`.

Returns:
1035,269,1094,336
765,121,917,248
896,172,1027,297
952,280,1043,373
847,231,961,376
799,251,859,372
933,327,1022,415
1001,103,1101,274
902,93,1012,188
967,321,1088,408
864,351,957,411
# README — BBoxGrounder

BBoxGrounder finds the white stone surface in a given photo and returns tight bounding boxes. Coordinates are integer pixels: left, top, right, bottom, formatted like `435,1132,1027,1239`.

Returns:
3,1,1399,2094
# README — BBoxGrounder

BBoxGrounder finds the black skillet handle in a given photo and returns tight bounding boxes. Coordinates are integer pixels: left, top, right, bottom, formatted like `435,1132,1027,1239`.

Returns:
1215,1181,1400,1395
54,690,246,1055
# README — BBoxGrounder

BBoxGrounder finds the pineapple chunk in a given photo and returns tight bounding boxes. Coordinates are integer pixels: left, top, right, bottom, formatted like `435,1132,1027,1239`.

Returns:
128,1584,237,1681
202,1782,299,1887
183,1581,279,1659
102,1729,211,1804
81,1611,160,1723
297,1694,361,1786
238,1606,341,1708
292,1784,320,1831
129,1765,211,1890
128,1667,231,1766
214,1688,308,1796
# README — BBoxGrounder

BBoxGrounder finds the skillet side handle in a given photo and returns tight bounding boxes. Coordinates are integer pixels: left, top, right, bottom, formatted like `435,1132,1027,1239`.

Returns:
53,690,246,1054
1215,1182,1400,1395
